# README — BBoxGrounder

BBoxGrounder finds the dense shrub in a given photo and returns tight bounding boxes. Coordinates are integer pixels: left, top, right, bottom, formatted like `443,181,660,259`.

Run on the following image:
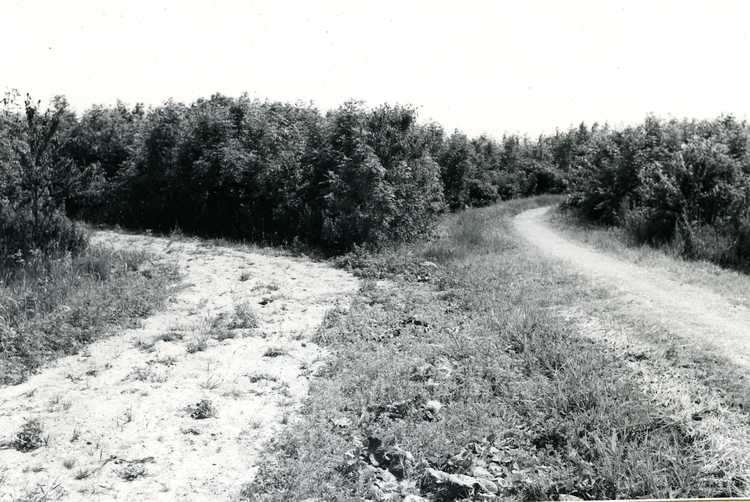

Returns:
563,116,750,268
8,91,750,269
0,91,569,256
64,97,452,250
318,102,445,247
0,93,88,267
438,132,565,210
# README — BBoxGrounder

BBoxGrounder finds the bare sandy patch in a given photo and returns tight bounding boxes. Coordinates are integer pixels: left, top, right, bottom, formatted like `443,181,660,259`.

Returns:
0,231,357,501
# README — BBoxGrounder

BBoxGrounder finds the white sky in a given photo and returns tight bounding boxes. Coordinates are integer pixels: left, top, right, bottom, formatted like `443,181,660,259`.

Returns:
3,0,750,137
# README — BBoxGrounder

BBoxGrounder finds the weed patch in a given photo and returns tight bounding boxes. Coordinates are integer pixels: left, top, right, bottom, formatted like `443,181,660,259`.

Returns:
0,244,179,384
245,197,740,501
119,463,146,481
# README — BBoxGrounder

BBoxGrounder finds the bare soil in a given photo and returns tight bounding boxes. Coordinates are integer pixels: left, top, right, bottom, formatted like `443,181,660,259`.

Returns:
0,231,357,501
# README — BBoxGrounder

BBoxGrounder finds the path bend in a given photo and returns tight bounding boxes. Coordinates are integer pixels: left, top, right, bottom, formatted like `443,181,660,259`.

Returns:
514,206,750,369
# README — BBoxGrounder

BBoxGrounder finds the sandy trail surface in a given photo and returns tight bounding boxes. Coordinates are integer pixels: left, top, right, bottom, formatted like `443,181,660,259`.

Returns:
0,231,357,501
514,206,750,369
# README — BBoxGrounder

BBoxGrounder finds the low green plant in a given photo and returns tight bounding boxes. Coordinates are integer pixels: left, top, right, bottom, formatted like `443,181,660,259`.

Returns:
262,347,287,358
188,399,216,419
12,418,46,452
119,463,146,481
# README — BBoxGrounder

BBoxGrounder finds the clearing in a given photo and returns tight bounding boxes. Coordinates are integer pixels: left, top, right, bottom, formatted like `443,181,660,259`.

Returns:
0,231,357,501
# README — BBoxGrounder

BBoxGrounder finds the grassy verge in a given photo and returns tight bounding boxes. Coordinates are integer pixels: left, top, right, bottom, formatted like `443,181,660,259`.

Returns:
546,206,750,482
242,196,741,501
0,242,179,385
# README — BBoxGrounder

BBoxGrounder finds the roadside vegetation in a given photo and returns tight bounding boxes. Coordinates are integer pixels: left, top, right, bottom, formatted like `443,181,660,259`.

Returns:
0,90,570,388
6,91,750,262
0,93,178,384
3,91,568,252
243,197,744,501
0,244,178,384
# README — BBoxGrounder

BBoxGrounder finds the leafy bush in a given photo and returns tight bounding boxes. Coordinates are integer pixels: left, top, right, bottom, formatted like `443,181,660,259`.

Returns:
317,102,446,248
0,91,570,254
63,97,453,250
188,399,216,419
55,94,570,251
0,93,89,266
563,115,750,269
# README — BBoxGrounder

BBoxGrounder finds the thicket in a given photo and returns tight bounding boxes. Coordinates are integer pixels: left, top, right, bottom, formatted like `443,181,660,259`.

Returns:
561,116,750,268
6,91,750,268
1,92,568,255
0,93,179,384
42,94,559,251
0,92,89,267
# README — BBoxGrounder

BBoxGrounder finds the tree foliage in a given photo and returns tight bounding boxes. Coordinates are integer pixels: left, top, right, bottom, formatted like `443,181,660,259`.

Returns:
0,91,585,260
563,116,750,268
65,96,459,250
0,93,88,265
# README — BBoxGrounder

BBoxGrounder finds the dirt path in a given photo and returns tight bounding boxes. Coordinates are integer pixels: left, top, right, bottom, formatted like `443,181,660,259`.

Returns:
0,231,357,501
514,206,750,369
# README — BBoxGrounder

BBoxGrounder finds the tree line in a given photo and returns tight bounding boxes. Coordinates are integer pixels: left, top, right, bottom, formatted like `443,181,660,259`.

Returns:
5,92,750,268
0,92,565,263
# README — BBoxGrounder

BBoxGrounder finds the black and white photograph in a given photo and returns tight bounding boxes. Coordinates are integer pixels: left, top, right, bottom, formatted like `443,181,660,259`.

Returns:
2,1,750,500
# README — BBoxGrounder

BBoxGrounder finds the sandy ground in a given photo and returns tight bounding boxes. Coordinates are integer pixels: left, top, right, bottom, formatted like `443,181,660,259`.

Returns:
0,231,358,501
514,206,750,369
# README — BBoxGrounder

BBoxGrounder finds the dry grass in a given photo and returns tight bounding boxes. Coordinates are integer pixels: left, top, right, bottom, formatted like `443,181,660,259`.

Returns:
228,301,259,329
73,468,90,480
186,319,213,353
243,196,744,501
13,481,64,502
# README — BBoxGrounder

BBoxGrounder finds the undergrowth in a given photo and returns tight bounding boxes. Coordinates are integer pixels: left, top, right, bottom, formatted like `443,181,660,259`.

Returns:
242,195,742,501
0,244,179,384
